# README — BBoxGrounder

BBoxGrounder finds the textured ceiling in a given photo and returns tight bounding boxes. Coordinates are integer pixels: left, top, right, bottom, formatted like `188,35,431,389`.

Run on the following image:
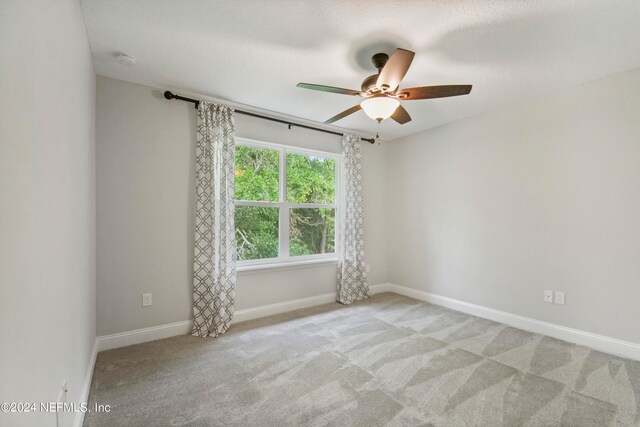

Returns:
81,0,640,141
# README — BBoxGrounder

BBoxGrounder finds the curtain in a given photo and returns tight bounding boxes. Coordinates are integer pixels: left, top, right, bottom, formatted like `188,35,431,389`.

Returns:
192,101,237,337
337,134,370,304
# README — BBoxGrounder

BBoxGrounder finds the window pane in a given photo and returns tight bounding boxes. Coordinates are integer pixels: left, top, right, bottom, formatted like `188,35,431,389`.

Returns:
286,153,335,204
235,145,279,202
289,208,335,256
235,206,279,260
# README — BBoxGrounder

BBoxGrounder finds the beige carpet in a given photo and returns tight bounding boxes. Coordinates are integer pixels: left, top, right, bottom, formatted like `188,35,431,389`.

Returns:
84,292,640,426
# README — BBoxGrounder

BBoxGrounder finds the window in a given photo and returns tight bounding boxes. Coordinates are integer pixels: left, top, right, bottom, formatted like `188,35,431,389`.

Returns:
234,138,340,267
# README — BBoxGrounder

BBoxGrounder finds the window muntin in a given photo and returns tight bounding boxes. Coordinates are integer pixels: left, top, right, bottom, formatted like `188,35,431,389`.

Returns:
234,138,340,265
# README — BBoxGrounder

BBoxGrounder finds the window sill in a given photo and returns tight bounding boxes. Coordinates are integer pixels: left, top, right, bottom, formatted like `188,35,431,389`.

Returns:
237,257,339,274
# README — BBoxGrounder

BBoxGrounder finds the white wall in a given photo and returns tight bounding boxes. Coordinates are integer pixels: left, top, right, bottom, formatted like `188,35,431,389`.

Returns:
387,68,640,344
95,76,388,336
0,1,96,426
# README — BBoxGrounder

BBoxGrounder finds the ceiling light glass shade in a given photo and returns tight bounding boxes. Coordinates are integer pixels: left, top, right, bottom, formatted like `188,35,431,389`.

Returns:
360,97,400,121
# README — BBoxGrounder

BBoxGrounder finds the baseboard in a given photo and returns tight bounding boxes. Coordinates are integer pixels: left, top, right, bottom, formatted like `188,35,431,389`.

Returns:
96,283,391,352
387,283,640,361
96,320,193,351
232,291,336,323
232,282,391,322
73,339,98,427
370,282,392,294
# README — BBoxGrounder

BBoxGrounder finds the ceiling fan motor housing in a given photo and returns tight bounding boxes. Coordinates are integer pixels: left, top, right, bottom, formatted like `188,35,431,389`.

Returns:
361,53,391,93
361,74,379,92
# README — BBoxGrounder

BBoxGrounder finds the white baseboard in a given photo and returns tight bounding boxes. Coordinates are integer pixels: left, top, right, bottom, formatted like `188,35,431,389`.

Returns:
370,282,392,294
96,283,391,352
96,320,193,351
73,340,98,427
232,282,391,322
386,283,640,361
233,292,336,324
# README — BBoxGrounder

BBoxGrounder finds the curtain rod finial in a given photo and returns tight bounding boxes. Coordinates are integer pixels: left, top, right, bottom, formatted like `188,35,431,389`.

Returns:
164,91,174,100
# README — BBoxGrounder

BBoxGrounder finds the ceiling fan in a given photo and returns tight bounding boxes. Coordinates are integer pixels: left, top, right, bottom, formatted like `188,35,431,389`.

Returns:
297,48,472,125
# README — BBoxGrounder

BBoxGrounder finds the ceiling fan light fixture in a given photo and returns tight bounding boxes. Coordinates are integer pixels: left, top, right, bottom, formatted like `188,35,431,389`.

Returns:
360,97,400,121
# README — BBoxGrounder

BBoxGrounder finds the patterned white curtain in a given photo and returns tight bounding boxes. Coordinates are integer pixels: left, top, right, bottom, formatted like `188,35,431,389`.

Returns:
192,102,237,337
337,134,370,304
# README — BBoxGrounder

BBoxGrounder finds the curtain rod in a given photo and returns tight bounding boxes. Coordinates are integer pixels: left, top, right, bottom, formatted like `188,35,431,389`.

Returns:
163,91,375,144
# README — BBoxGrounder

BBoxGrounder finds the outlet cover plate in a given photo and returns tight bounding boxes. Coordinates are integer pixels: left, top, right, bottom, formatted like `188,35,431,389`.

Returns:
544,290,554,303
555,291,566,305
56,380,68,427
142,293,152,307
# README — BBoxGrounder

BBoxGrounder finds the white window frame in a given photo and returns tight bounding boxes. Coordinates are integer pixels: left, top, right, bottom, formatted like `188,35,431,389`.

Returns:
235,137,341,270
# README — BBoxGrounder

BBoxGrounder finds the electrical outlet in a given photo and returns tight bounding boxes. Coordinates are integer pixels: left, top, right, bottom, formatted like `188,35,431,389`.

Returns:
56,380,68,427
555,291,566,305
142,293,152,307
56,380,68,403
544,290,554,303
365,264,371,273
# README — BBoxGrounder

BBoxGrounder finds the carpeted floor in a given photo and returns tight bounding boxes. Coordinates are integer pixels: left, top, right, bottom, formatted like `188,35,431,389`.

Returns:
84,292,640,426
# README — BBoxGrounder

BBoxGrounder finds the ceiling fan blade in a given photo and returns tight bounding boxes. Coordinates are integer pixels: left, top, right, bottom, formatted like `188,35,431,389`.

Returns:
376,48,415,93
391,105,412,124
324,104,361,124
297,83,361,96
398,85,472,100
